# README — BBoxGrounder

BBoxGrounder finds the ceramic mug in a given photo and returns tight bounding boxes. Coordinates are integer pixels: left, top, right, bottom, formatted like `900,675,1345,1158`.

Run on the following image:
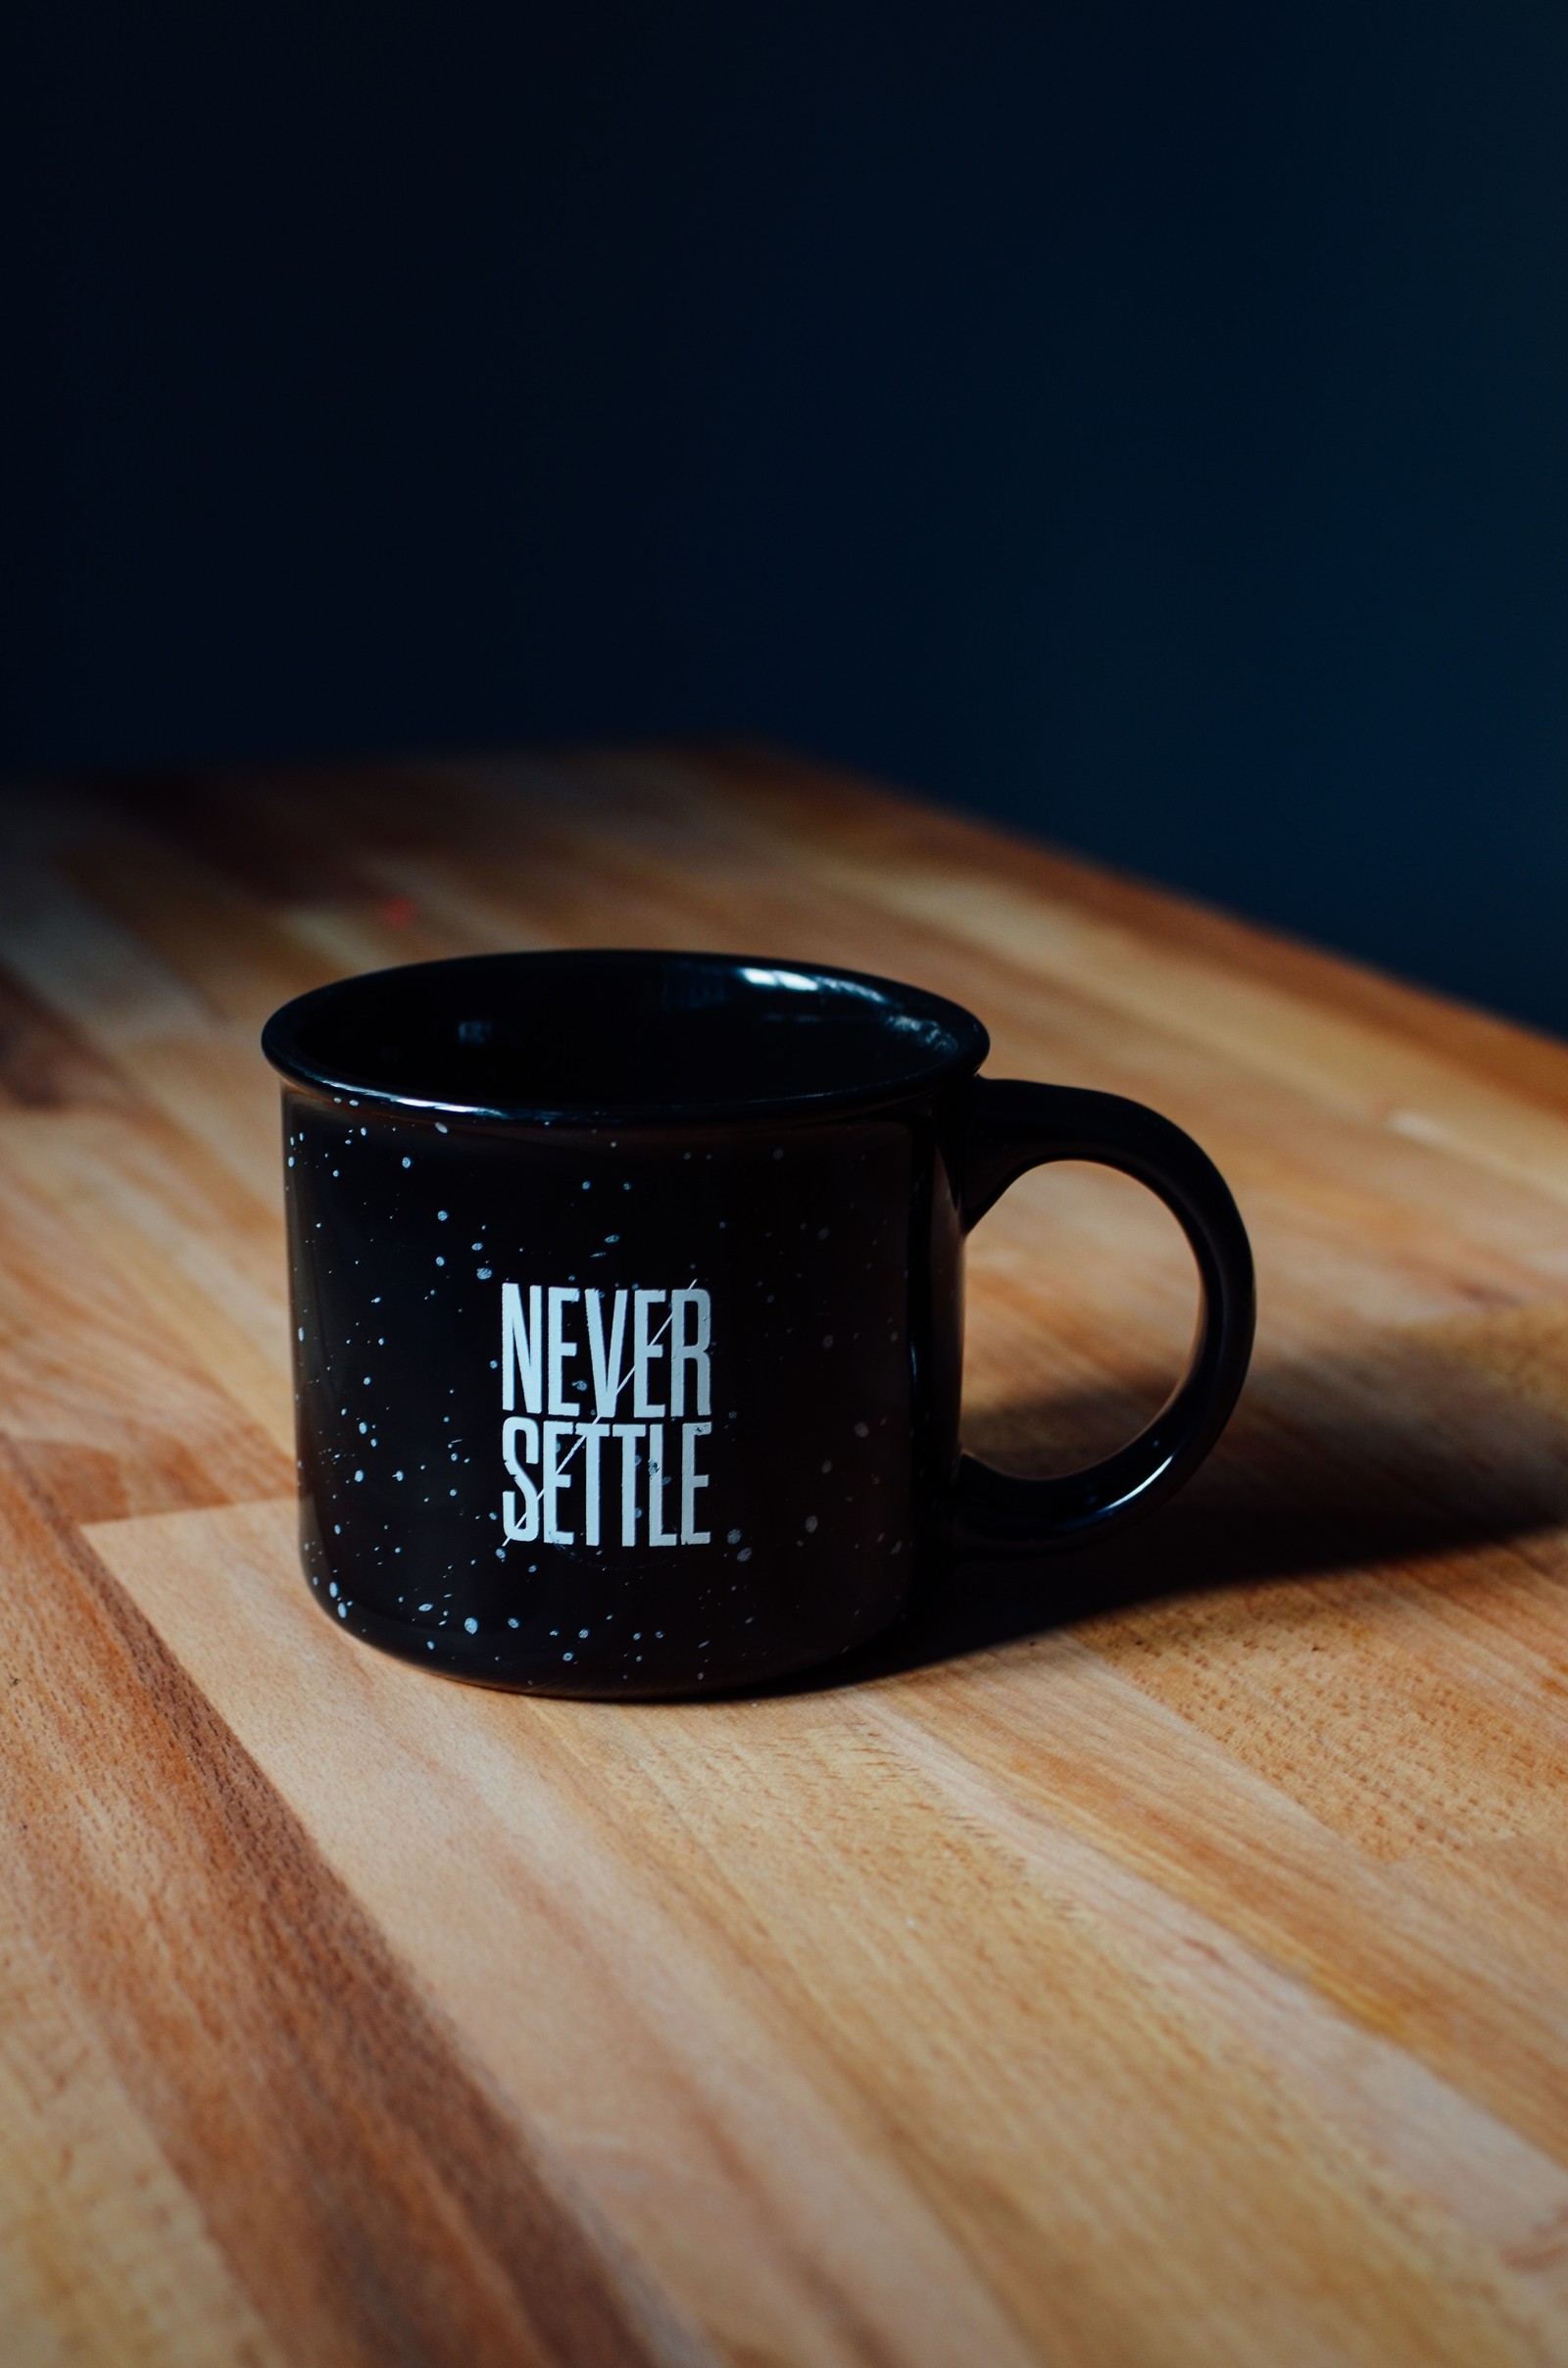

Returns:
262,950,1253,1695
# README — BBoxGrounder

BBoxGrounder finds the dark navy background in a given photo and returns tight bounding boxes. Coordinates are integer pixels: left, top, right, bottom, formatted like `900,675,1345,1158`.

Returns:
9,2,1568,1028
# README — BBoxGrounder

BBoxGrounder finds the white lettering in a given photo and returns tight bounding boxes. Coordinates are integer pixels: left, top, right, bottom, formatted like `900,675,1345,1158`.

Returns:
577,1420,607,1547
501,1284,542,1413
680,1420,711,1544
502,1414,540,1541
585,1288,628,1418
612,1422,645,1546
503,1281,718,1553
542,1418,576,1543
547,1286,580,1415
647,1423,677,1547
669,1288,711,1417
632,1289,666,1416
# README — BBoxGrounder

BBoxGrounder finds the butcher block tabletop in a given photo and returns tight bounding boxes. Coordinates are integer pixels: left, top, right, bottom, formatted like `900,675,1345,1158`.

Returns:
5,749,1568,2368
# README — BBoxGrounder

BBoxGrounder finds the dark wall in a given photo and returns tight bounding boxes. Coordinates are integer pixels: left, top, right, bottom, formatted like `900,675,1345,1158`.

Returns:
9,3,1568,1030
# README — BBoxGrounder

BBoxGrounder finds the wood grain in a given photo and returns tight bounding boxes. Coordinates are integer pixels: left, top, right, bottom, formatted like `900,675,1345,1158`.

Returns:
4,750,1568,2363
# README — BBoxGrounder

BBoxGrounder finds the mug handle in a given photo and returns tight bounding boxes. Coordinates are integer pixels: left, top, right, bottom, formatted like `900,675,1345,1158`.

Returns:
949,1078,1255,1554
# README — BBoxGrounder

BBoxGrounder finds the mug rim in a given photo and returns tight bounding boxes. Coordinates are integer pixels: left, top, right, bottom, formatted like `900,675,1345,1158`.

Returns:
262,947,991,1128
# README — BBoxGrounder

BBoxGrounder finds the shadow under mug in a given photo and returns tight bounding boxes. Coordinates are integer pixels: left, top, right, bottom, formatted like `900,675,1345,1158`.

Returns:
262,950,1254,1697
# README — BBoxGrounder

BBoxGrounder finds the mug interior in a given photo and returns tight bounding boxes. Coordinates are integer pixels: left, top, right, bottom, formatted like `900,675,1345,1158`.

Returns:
263,950,988,1123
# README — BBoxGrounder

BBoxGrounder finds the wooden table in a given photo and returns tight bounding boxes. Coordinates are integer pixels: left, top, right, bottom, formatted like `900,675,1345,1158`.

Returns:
4,748,1568,2367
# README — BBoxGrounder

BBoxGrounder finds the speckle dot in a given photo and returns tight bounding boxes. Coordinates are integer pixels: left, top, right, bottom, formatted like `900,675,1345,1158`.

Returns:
726,1528,742,1545
737,1547,752,1562
578,1627,590,1639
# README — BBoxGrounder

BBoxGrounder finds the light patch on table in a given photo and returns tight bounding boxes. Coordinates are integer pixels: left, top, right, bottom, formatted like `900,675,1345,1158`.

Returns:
88,1499,1039,2368
86,1496,1555,2368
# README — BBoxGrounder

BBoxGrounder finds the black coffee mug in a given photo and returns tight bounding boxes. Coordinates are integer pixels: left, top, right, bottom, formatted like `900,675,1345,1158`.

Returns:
262,950,1253,1696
